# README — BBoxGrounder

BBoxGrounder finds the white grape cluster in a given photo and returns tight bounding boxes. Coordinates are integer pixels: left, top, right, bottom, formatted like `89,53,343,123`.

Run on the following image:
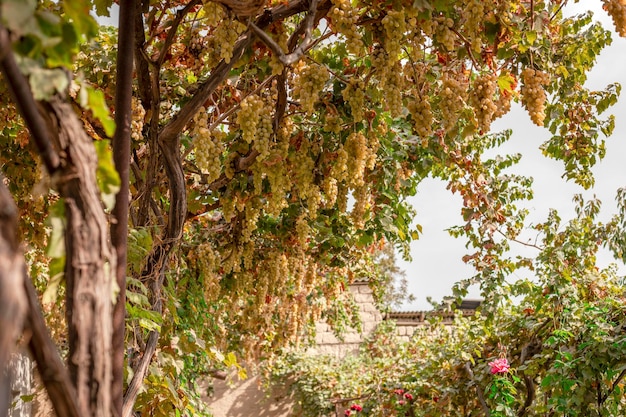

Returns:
192,107,224,183
265,161,289,216
295,214,310,246
263,120,293,216
462,0,487,51
241,242,255,272
194,242,221,302
323,112,342,134
242,204,261,243
130,97,145,141
604,0,626,37
186,34,208,72
439,73,467,132
328,0,363,54
345,131,368,188
407,91,433,139
202,1,225,27
210,19,246,64
381,62,404,118
291,140,318,213
331,146,349,183
370,46,389,79
494,90,512,119
366,123,381,170
433,16,456,52
236,95,273,161
292,61,329,115
351,184,370,228
342,79,366,122
521,68,550,126
381,9,407,60
322,177,338,207
470,73,498,133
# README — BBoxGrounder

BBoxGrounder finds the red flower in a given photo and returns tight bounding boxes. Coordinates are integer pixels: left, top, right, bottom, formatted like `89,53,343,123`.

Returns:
344,411,351,416
350,404,363,411
404,393,413,401
393,388,404,395
398,400,406,406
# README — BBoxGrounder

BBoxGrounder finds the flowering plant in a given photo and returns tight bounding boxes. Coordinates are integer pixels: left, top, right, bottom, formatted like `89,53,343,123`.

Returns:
486,358,519,417
488,358,510,374
344,403,363,416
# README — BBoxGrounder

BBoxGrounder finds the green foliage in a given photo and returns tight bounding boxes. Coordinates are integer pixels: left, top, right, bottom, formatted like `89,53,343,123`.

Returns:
268,196,626,416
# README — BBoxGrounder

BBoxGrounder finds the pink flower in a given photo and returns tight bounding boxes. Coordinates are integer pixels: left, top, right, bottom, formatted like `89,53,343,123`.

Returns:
404,393,413,401
344,411,351,416
393,388,404,395
350,404,363,411
398,400,406,406
488,358,510,374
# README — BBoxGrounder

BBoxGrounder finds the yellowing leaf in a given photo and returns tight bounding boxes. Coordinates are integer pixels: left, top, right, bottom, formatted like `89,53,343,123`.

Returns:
497,73,516,93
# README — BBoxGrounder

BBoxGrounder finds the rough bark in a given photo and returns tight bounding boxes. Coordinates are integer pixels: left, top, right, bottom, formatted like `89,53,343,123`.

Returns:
0,177,27,417
111,2,136,416
40,97,115,417
24,274,81,417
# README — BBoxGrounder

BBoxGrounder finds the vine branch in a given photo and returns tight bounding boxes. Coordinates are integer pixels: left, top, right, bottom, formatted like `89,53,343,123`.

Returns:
250,0,319,66
465,361,491,417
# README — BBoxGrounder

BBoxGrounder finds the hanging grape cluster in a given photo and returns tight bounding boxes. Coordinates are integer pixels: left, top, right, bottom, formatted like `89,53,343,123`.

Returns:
130,97,145,141
292,61,329,115
470,73,498,133
381,62,405,118
236,95,273,161
462,0,489,52
432,16,457,52
342,79,366,122
205,18,246,65
345,131,368,188
328,0,363,54
192,107,224,183
603,0,626,37
381,9,407,60
439,72,468,132
521,68,550,126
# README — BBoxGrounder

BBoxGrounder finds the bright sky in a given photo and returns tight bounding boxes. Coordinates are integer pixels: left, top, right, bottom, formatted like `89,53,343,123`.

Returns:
399,4,626,311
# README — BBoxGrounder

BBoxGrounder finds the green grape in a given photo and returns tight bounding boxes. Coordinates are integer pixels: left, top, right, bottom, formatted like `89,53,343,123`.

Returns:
292,61,329,115
521,68,550,126
470,73,498,133
192,107,224,183
329,0,364,54
342,79,366,123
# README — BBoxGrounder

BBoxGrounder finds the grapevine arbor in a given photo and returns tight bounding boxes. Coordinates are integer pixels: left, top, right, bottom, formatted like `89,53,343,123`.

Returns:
0,0,625,416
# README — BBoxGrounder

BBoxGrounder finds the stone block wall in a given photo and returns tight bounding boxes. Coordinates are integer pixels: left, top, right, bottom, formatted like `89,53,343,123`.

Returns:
306,282,382,357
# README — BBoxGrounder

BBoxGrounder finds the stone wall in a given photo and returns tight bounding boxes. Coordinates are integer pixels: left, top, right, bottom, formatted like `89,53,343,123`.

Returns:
307,281,383,357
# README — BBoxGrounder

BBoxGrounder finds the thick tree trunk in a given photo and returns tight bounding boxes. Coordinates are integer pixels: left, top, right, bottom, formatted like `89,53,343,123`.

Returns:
2,23,114,417
40,97,115,417
0,177,27,417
